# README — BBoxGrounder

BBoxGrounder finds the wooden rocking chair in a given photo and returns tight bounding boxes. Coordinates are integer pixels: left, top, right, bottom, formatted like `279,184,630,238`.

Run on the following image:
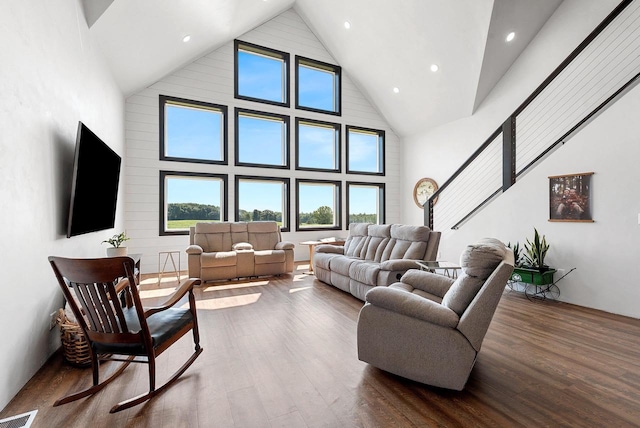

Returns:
48,256,203,413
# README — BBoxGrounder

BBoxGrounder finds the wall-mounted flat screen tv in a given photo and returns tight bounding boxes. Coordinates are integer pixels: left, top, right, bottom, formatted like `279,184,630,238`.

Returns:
67,121,121,238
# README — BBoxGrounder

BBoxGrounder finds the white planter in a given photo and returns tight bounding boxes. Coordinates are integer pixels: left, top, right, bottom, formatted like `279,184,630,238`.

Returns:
106,247,127,257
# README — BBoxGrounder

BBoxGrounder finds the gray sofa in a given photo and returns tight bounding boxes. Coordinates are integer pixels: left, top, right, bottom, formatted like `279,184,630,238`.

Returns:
357,238,515,390
313,223,441,300
186,221,295,282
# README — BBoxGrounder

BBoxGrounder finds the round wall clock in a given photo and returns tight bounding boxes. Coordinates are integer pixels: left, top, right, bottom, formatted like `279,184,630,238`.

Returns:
413,178,439,208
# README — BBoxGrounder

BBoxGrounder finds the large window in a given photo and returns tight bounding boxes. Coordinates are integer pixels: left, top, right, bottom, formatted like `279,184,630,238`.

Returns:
346,126,385,175
235,40,289,107
235,108,290,169
158,43,392,239
295,118,340,172
296,179,341,231
347,182,385,225
295,56,341,115
160,96,227,164
235,176,290,231
159,171,227,236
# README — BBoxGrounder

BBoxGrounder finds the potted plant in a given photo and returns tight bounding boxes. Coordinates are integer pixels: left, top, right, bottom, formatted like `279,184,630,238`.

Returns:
507,241,524,267
511,229,556,285
102,231,130,257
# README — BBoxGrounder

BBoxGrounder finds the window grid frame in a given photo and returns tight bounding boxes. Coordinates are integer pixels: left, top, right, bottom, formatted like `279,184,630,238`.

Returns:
159,170,229,236
159,95,228,165
346,181,386,226
295,117,341,173
234,107,291,170
234,40,290,108
346,125,386,176
158,42,390,238
295,55,342,116
234,175,291,232
295,178,342,232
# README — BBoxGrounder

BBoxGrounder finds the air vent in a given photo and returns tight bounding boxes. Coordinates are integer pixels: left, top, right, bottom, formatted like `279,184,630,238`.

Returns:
0,410,37,428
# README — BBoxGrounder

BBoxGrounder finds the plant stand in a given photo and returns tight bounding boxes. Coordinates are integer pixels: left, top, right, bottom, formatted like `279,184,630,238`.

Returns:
508,267,575,301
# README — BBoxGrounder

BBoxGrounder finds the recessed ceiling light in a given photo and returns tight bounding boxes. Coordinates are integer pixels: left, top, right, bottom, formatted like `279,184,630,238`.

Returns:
430,64,439,72
393,87,400,94
182,35,191,43
506,32,515,42
344,21,351,29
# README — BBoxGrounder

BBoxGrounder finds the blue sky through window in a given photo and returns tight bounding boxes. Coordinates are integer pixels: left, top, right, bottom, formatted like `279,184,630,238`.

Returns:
298,65,335,112
166,105,222,160
237,114,286,166
298,122,337,170
238,179,284,212
163,45,382,224
349,186,377,214
299,182,337,214
167,177,222,206
348,130,381,173
238,51,285,103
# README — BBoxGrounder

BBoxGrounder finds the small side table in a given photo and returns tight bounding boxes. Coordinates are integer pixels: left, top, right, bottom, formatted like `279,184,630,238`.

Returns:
415,260,462,279
158,251,181,284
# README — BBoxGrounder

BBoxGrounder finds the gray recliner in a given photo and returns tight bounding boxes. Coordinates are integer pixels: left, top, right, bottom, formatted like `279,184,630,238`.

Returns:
357,238,515,390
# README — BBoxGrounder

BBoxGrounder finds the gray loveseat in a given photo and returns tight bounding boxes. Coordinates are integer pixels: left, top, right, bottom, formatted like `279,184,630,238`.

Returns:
313,223,441,300
186,221,295,282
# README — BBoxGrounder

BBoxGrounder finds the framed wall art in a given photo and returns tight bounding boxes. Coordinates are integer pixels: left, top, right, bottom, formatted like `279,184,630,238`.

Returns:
548,172,594,222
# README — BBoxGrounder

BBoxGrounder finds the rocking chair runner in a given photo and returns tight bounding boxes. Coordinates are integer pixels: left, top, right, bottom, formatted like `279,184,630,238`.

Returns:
48,256,203,413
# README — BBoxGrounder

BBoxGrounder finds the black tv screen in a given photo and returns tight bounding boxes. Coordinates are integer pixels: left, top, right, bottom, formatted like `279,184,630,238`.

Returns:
67,122,122,238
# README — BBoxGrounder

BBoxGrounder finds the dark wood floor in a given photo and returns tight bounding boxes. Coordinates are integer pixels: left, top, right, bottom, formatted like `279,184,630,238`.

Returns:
3,263,640,427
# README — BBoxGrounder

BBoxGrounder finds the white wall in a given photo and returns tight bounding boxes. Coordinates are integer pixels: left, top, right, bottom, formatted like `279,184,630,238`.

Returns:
0,0,124,410
401,0,640,317
124,8,401,273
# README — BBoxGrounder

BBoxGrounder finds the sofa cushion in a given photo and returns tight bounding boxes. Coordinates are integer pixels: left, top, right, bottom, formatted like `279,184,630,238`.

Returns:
380,224,431,261
248,222,280,250
231,222,249,244
201,251,237,268
344,223,370,257
349,261,381,286
330,256,362,276
391,224,431,241
313,252,340,270
440,273,484,316
194,222,233,252
254,249,285,265
363,224,391,262
390,282,443,303
460,238,506,279
441,239,507,315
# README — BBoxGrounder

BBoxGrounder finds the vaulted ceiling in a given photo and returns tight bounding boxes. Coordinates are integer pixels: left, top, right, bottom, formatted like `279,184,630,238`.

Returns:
86,0,563,138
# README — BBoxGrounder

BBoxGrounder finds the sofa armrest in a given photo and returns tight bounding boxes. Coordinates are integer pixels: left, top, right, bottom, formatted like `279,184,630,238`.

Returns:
400,269,455,299
275,241,295,250
365,287,459,328
186,245,203,255
379,259,422,271
315,244,344,254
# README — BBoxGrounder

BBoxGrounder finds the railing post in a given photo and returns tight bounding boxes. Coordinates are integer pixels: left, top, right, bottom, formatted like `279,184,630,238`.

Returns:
502,116,516,191
424,198,433,229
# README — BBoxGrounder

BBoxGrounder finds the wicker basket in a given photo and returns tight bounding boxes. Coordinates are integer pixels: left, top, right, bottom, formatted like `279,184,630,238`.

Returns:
56,308,91,367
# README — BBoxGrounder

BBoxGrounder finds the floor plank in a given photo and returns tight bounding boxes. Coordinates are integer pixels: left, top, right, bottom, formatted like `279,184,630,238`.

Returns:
2,265,640,427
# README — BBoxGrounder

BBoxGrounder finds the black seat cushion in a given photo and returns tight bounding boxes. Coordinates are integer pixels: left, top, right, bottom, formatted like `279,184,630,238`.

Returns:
93,308,193,355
